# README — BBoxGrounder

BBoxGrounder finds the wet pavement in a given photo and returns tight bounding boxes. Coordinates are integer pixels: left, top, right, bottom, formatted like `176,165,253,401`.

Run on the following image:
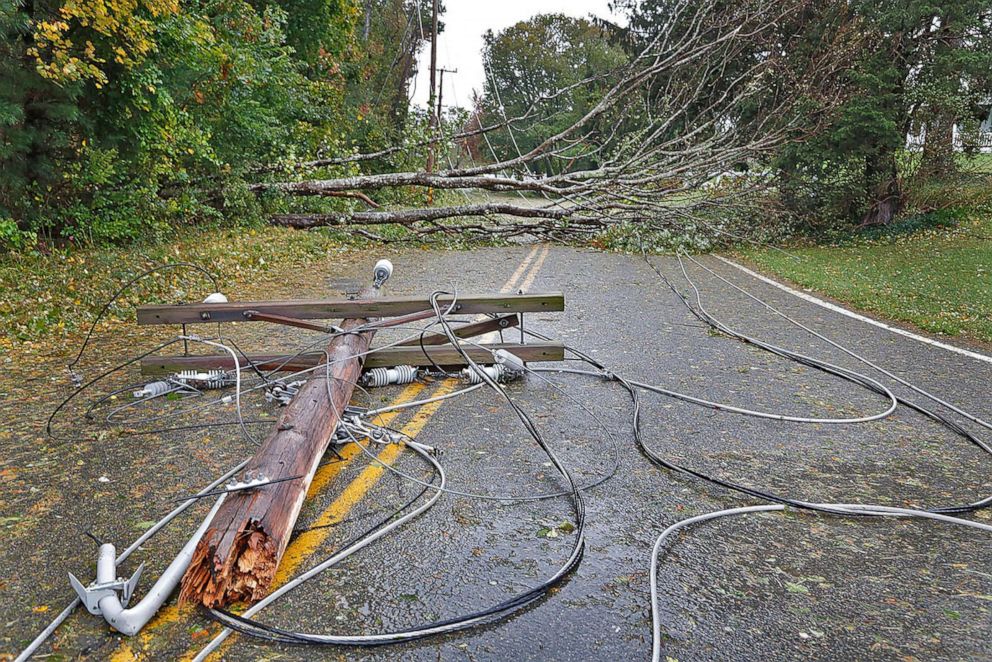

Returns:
2,246,991,661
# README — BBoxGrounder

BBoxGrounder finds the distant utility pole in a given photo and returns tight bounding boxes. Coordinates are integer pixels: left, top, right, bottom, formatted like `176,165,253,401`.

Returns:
425,1,455,207
437,67,458,121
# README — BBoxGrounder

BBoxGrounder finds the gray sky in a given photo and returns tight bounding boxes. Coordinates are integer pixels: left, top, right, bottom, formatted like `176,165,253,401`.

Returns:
410,1,623,110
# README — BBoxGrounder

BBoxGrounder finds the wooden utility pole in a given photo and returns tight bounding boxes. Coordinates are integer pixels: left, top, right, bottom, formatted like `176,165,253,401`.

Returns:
426,0,439,205
179,281,383,607
437,67,457,122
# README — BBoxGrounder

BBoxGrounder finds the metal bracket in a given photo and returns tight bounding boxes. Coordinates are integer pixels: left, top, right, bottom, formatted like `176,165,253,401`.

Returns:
68,564,144,615
243,310,342,335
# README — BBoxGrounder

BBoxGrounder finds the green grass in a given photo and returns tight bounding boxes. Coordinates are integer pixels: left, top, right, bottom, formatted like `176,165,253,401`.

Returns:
740,211,992,344
0,225,354,350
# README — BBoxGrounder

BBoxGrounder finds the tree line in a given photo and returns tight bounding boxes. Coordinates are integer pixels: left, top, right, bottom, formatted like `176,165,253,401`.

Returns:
3,0,992,249
0,0,435,247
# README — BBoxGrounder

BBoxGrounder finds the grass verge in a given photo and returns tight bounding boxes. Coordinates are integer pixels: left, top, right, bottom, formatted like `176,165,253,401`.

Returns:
0,225,355,352
739,212,992,344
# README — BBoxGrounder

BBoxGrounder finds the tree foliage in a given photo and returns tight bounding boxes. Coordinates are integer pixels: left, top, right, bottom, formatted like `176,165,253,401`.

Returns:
615,0,992,228
778,1,992,226
7,0,991,249
0,0,430,247
479,14,628,175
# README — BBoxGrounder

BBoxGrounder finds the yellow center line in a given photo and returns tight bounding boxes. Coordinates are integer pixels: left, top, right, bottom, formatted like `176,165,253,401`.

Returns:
516,245,549,293
503,245,540,292
272,379,458,586
480,244,551,345
190,379,461,662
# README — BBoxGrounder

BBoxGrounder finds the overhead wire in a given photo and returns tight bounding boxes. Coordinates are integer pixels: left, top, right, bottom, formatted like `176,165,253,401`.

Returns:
681,252,992,435
345,332,624,502
66,262,218,384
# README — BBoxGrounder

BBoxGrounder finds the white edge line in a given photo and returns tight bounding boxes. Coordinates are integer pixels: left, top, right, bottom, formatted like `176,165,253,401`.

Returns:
714,255,992,366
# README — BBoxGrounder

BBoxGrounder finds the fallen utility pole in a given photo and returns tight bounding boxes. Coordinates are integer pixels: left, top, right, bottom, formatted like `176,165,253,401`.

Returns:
178,261,391,607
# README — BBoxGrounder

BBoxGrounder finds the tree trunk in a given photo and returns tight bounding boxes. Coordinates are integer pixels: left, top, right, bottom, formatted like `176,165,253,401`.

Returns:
922,113,956,176
363,0,372,41
268,202,569,229
861,150,901,226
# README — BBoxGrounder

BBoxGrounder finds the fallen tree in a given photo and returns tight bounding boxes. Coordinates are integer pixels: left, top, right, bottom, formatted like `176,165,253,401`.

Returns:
245,0,859,243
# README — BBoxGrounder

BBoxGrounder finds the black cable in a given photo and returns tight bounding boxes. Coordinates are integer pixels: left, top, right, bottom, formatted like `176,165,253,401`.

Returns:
166,473,307,504
223,336,273,386
290,451,436,538
659,253,992,513
47,337,187,441
66,262,217,383
207,438,447,644
81,530,105,547
116,419,276,437
516,255,992,520
525,331,992,518
94,335,273,428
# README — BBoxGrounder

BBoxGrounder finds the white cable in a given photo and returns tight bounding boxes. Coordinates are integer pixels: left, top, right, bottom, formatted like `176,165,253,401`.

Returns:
631,375,897,424
179,336,254,444
532,366,897,425
650,505,783,662
650,504,992,662
365,382,484,416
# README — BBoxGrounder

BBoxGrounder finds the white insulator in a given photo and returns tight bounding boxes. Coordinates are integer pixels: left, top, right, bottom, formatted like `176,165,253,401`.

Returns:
133,381,172,399
175,370,232,390
494,349,526,373
203,292,228,304
363,365,417,388
461,364,507,385
372,259,393,288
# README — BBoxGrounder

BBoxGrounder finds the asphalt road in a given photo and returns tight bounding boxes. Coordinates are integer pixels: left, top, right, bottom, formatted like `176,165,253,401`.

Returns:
2,246,992,661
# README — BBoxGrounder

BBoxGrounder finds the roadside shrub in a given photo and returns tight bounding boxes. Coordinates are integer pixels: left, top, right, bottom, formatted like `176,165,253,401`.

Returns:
0,218,36,251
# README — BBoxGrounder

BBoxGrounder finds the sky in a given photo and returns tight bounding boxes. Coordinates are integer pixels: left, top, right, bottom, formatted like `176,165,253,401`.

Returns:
410,0,623,110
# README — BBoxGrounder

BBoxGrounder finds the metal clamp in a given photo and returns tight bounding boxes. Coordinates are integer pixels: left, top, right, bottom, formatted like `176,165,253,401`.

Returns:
69,559,144,616
224,473,271,493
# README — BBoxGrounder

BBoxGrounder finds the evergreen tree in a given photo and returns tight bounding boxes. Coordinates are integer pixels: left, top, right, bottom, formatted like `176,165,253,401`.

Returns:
0,0,80,231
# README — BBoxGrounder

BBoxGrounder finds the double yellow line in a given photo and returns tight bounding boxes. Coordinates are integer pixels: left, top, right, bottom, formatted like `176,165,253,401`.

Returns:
109,245,551,661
